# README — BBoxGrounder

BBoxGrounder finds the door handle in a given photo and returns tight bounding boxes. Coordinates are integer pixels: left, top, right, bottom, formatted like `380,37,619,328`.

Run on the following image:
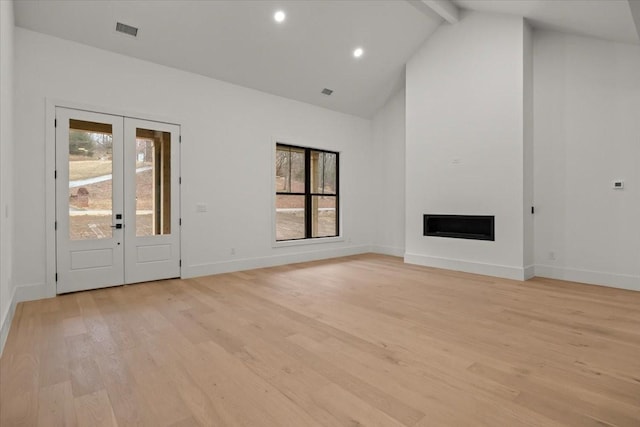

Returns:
110,224,123,229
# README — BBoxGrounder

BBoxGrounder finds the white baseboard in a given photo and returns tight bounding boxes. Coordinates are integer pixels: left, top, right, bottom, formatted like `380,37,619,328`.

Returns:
404,253,528,281
183,244,371,279
535,264,640,292
0,282,48,355
524,264,536,280
370,245,404,257
0,286,17,356
15,282,48,303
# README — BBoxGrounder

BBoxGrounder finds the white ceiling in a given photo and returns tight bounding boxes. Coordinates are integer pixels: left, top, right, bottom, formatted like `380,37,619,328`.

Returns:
454,0,640,45
14,0,442,118
13,1,640,119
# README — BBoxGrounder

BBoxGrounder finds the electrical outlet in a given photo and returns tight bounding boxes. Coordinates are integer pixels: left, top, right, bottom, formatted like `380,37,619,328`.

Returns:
196,203,207,213
230,247,236,255
548,251,556,261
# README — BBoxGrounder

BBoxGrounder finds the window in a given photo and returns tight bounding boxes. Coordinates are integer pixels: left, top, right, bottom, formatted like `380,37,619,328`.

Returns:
275,144,339,241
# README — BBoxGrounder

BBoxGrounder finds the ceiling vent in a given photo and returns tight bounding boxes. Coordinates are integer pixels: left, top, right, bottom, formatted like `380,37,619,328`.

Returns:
116,22,138,37
321,88,334,96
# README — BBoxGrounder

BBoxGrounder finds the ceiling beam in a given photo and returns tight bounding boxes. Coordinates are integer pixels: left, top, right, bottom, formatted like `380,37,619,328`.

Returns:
629,0,640,41
421,0,460,24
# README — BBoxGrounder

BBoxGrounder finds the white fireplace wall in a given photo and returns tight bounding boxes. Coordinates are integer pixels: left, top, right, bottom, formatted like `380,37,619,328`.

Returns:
405,11,530,279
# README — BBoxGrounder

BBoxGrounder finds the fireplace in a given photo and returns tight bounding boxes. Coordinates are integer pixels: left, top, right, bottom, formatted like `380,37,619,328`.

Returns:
423,215,495,241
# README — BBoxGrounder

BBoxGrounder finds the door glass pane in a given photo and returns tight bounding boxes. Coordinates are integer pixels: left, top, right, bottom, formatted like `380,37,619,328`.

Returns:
136,128,171,237
311,196,337,238
276,195,305,240
68,119,113,240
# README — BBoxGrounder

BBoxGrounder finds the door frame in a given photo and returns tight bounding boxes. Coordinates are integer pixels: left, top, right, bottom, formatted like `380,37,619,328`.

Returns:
45,99,183,297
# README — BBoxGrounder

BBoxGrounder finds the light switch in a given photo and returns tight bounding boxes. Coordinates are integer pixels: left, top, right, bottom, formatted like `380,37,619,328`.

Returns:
612,180,624,190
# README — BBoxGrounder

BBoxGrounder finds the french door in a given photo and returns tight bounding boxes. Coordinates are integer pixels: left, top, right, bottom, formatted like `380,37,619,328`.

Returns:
55,107,180,293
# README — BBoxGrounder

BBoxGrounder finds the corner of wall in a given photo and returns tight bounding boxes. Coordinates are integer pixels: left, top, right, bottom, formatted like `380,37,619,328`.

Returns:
0,0,16,355
371,245,405,257
523,18,535,270
370,88,406,256
0,281,48,355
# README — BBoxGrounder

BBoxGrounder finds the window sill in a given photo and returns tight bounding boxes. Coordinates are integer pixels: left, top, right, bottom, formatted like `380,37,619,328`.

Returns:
273,236,344,248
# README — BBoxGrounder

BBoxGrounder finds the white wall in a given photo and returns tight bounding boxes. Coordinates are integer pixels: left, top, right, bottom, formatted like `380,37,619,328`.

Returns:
405,11,530,280
371,87,405,256
9,11,640,314
0,0,15,351
533,30,640,290
13,28,374,300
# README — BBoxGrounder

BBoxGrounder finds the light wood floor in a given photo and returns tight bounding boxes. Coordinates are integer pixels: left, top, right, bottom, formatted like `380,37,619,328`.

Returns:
1,254,639,426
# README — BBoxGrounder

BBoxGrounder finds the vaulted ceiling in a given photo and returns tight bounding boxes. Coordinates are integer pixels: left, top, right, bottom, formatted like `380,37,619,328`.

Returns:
13,1,640,118
455,0,640,45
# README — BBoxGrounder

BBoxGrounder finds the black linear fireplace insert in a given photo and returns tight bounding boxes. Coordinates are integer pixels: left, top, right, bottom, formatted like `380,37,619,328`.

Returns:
423,214,495,241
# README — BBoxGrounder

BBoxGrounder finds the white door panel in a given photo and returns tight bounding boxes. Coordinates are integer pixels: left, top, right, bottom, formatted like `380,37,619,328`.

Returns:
56,108,124,293
70,248,114,270
123,118,180,284
56,108,180,293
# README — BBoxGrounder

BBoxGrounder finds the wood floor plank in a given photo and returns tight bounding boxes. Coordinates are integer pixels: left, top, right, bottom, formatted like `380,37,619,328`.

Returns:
73,389,118,427
69,356,106,398
0,304,42,426
62,316,88,338
37,381,77,427
95,352,154,427
164,362,230,426
2,254,640,426
39,311,71,388
313,383,406,427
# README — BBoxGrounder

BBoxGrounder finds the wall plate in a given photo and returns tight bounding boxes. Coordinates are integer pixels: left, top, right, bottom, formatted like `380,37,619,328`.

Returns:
612,180,624,190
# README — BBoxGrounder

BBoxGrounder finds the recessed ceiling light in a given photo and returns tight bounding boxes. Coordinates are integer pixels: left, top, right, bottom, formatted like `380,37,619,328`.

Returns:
274,10,286,23
353,47,364,58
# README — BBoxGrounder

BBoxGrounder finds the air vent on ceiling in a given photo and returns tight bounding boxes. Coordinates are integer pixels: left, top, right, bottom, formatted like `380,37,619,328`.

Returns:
116,22,138,37
321,88,334,96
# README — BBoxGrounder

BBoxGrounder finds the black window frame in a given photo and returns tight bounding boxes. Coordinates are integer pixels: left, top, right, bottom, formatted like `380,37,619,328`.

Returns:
275,143,340,241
